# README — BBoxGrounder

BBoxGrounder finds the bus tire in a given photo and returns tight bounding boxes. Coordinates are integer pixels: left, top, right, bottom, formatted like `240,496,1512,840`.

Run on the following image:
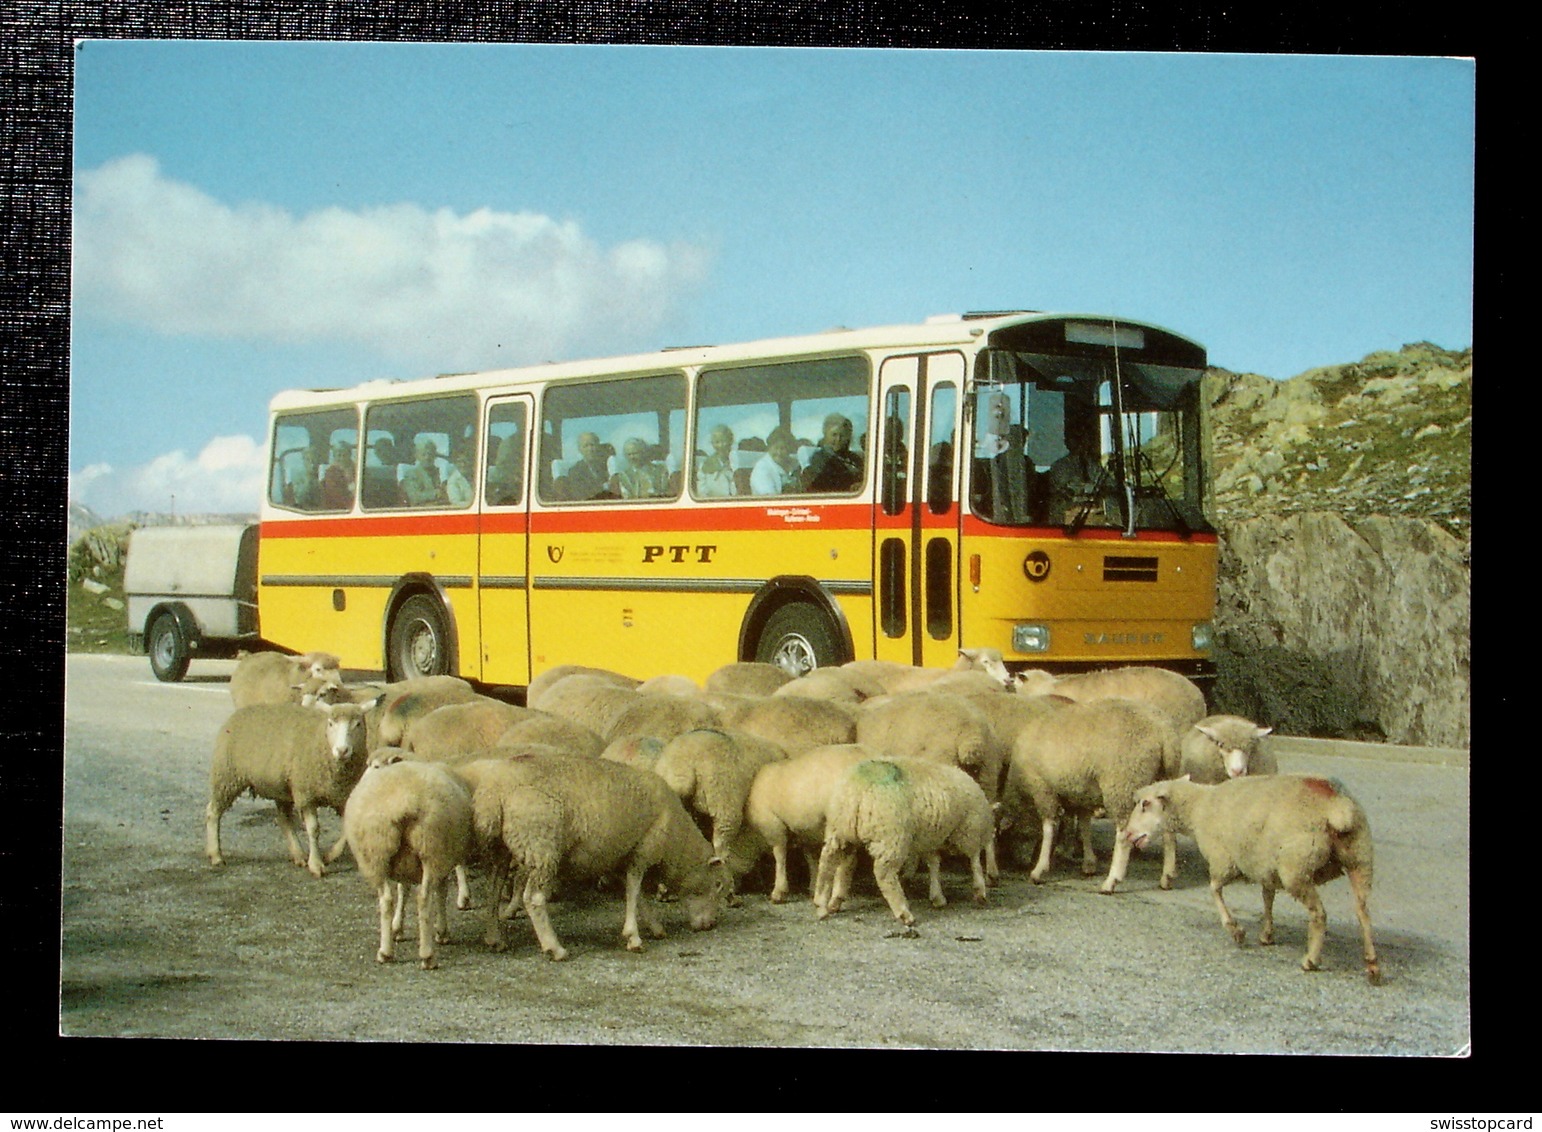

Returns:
754,603,840,677
388,594,451,681
147,611,191,683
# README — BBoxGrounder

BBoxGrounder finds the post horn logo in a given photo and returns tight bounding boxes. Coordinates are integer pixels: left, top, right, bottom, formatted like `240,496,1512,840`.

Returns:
546,545,565,563
1023,550,1051,582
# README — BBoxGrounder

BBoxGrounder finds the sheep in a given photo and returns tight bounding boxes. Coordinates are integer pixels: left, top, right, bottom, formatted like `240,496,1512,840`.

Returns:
399,698,534,761
856,690,1007,803
602,692,723,747
651,727,788,866
1122,774,1380,984
372,676,481,748
724,694,858,757
1003,697,1181,894
812,757,995,928
1012,666,1207,730
600,734,669,774
744,742,881,903
341,752,474,969
529,673,648,740
229,649,343,709
525,664,640,711
703,661,796,697
635,673,701,697
458,754,732,960
772,668,887,706
205,698,376,877
494,712,606,759
841,647,1015,696
1180,715,1277,783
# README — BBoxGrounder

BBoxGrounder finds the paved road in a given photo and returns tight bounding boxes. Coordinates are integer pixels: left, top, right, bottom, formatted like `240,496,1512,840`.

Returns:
57,653,1471,1057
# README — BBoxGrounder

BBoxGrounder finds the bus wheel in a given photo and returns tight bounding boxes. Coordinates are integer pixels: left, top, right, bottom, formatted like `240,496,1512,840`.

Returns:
148,612,190,683
389,594,450,680
755,603,839,677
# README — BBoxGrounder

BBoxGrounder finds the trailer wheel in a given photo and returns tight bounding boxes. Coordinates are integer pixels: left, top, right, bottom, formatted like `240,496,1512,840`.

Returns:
388,594,450,681
148,612,190,683
754,603,840,677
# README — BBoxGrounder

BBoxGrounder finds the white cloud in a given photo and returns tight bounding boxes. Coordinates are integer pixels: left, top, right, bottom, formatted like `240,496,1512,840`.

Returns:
73,155,713,370
70,435,267,517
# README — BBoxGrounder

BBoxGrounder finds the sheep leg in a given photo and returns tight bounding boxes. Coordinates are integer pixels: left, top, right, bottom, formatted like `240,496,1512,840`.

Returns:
813,841,844,918
301,807,327,877
482,858,510,950
619,866,648,952
769,836,792,904
390,882,407,939
1158,827,1178,891
1099,823,1135,894
925,853,947,908
712,818,745,907
984,834,999,887
1258,884,1278,945
831,851,857,911
374,882,396,963
454,865,473,911
1078,816,1099,877
204,796,233,866
272,803,309,869
324,829,351,865
1346,865,1381,985
871,856,916,926
1028,815,1060,884
416,873,439,970
1210,875,1246,946
967,850,989,905
522,874,568,961
1293,883,1328,973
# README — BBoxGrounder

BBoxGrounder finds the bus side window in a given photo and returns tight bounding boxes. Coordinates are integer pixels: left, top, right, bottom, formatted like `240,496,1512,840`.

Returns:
485,402,527,507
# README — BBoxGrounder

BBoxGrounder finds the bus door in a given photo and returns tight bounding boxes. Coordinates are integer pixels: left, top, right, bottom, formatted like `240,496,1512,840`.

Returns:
477,395,533,687
873,352,964,669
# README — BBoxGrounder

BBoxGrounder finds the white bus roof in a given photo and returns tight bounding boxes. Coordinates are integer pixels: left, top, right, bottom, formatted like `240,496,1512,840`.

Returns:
269,310,1202,410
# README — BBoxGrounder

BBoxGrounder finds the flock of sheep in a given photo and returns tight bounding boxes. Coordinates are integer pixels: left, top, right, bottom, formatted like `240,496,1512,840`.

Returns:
203,646,1381,985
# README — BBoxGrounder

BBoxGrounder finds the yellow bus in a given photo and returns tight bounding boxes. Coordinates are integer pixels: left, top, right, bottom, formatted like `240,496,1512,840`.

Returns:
258,310,1218,690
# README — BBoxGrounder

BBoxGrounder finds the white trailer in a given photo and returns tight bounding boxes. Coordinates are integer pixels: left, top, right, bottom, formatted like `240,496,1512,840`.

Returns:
123,523,261,681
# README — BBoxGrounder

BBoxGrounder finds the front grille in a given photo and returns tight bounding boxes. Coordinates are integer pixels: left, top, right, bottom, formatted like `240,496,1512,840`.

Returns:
1103,555,1159,583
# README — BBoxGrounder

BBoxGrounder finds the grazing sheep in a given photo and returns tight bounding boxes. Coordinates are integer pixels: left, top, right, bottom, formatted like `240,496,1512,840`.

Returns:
530,674,648,740
206,698,375,877
636,673,701,697
773,668,887,705
745,743,881,903
1013,666,1207,730
652,728,788,864
857,690,1007,803
1122,774,1380,984
813,757,995,928
341,752,474,969
400,698,534,761
494,712,606,759
1003,697,1180,894
600,734,668,773
726,694,858,757
229,650,343,709
603,693,723,747
460,754,731,960
1180,715,1277,783
525,664,640,711
703,661,795,697
842,648,1015,696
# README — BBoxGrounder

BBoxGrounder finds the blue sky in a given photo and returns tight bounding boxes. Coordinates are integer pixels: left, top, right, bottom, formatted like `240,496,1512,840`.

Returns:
69,42,1475,517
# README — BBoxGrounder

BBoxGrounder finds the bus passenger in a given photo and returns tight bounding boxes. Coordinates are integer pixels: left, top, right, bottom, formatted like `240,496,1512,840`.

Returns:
563,432,615,501
978,392,1034,522
444,449,475,507
695,424,737,497
486,433,523,505
400,437,443,506
751,426,801,495
290,443,325,510
802,413,863,492
320,439,356,510
614,438,669,499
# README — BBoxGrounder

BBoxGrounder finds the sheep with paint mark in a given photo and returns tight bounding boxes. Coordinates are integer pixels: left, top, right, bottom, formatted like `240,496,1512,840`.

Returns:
459,754,731,960
206,698,376,876
744,742,881,903
651,727,788,866
1013,666,1207,731
813,756,995,927
341,751,474,969
1003,697,1181,893
1122,773,1380,983
856,689,1008,803
228,649,344,710
399,698,535,761
603,692,724,747
1180,715,1277,783
372,676,482,748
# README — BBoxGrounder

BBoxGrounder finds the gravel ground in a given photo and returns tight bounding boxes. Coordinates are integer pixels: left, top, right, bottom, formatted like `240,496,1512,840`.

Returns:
51,654,1477,1083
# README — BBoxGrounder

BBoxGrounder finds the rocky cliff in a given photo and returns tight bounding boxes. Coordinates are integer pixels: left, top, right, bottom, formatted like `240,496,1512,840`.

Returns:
1202,343,1471,748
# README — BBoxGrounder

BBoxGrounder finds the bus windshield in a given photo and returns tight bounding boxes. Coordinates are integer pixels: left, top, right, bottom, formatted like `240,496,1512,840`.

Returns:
968,345,1211,535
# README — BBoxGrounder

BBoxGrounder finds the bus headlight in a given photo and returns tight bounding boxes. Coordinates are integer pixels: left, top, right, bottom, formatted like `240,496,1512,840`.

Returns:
1013,623,1050,653
1191,622,1215,651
